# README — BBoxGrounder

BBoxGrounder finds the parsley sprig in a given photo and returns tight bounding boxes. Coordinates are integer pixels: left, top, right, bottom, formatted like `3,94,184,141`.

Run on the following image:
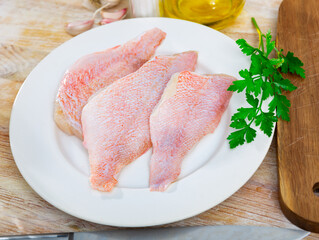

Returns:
227,18,305,149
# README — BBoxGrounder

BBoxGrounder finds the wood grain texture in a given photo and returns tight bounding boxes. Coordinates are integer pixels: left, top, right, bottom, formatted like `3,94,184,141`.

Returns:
0,0,318,238
276,0,319,233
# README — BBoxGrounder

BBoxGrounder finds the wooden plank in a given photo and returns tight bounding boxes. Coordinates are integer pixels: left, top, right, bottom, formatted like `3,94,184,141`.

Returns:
276,0,319,233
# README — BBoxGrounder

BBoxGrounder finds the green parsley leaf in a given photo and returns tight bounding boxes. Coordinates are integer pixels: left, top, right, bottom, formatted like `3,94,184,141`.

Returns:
262,60,276,77
240,69,262,96
246,93,259,108
255,111,277,137
281,51,305,78
261,81,273,100
227,80,247,93
273,73,297,92
230,119,247,129
227,125,257,149
231,107,256,121
245,127,257,143
250,54,263,75
227,128,246,149
269,94,291,121
265,30,275,56
253,76,263,97
236,39,256,56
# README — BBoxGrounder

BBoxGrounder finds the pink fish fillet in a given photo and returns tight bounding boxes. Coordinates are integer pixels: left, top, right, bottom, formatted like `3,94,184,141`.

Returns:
81,52,198,192
149,71,236,191
55,28,166,138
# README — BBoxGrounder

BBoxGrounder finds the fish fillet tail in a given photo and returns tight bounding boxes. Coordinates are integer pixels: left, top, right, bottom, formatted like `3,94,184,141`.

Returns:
150,173,180,192
90,175,118,192
130,28,166,60
150,180,173,192
149,154,181,192
89,160,120,192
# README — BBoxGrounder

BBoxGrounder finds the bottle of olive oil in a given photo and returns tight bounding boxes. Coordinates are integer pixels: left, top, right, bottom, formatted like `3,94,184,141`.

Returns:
159,0,245,29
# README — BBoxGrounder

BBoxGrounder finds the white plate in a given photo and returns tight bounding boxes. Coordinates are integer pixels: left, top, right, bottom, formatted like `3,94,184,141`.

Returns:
10,18,274,227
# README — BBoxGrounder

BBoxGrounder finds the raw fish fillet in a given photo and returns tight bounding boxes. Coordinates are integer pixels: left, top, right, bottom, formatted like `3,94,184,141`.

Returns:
81,52,198,192
55,28,166,138
149,71,236,191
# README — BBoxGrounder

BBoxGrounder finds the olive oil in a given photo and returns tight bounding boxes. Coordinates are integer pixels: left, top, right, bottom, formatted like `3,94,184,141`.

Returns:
160,0,245,29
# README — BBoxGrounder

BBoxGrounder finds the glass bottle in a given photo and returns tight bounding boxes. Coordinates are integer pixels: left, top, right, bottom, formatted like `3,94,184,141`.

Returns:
160,0,246,29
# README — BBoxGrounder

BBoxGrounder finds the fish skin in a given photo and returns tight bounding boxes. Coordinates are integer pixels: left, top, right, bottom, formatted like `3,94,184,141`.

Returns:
149,71,236,191
55,28,166,138
81,52,198,192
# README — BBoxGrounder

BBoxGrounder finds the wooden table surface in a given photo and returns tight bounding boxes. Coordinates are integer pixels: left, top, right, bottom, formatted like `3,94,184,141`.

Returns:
0,0,318,238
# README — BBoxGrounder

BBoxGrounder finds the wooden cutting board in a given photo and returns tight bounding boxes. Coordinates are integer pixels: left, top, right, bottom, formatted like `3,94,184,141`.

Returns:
276,0,319,233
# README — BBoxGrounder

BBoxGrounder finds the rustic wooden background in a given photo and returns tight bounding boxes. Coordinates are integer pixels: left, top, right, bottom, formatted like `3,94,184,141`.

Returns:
0,0,318,238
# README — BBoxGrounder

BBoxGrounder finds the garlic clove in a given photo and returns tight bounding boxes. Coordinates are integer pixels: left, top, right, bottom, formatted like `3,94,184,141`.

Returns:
101,0,128,19
99,18,117,25
65,19,94,36
100,8,127,20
